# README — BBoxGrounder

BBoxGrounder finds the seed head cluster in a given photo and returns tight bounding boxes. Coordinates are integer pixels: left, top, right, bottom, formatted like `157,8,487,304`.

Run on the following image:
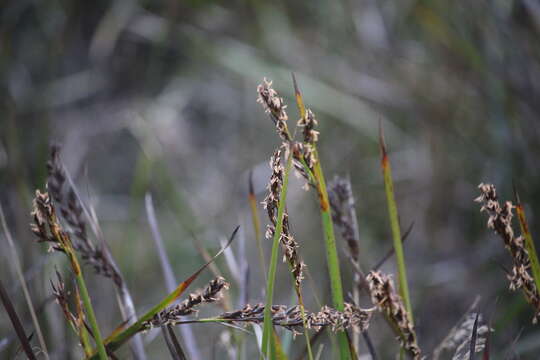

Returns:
31,190,72,254
328,176,360,263
262,148,305,288
46,145,122,287
296,108,319,170
218,302,371,334
257,78,317,189
257,78,291,143
47,145,87,243
367,271,421,359
476,183,540,323
145,277,229,328
50,270,76,326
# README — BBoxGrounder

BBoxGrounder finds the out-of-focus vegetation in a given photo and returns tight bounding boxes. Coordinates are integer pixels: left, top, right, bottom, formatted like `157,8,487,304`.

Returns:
2,0,540,358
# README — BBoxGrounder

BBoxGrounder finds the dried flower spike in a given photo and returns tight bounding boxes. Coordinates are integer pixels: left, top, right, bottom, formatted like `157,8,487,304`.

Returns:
31,190,67,253
257,78,291,142
296,109,319,171
262,148,305,287
50,270,76,328
367,271,421,359
145,277,229,328
328,176,360,263
218,302,371,334
44,146,123,287
476,183,540,323
297,109,319,145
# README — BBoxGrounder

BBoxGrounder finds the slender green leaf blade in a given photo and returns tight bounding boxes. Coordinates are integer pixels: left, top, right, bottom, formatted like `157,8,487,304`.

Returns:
379,125,413,323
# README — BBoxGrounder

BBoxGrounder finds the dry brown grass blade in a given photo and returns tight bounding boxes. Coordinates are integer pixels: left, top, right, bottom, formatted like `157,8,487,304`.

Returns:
372,222,414,271
469,313,480,360
0,278,37,360
0,203,49,359
166,324,187,360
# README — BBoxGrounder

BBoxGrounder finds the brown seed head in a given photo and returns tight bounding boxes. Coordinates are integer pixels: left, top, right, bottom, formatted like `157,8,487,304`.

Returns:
257,78,291,142
476,183,540,322
261,148,305,288
145,277,230,328
367,271,421,359
218,302,371,335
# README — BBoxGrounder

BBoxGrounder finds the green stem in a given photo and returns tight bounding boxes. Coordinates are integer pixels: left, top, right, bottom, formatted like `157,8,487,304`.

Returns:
73,257,108,360
297,295,314,360
261,154,293,359
381,142,413,323
312,149,350,360
80,322,93,356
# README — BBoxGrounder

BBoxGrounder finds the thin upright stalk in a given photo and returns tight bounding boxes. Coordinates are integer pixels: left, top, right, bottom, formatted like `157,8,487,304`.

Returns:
75,286,94,357
71,254,108,360
296,293,315,360
379,126,414,323
0,278,37,360
312,155,351,360
261,154,293,359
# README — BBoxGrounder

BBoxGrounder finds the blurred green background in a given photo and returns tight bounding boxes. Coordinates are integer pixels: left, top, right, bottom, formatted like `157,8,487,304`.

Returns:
2,0,540,358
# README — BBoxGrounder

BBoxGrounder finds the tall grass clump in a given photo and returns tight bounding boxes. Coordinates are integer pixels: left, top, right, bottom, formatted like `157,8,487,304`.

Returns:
9,71,540,360
255,74,370,359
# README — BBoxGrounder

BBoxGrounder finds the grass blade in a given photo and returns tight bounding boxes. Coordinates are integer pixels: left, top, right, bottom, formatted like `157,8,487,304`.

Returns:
0,203,49,359
166,324,187,360
73,257,108,360
0,278,37,360
87,226,239,359
379,124,414,322
372,222,414,271
469,313,480,360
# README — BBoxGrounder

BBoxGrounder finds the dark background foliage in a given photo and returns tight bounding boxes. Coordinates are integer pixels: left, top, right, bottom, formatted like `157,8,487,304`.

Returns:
1,0,540,358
